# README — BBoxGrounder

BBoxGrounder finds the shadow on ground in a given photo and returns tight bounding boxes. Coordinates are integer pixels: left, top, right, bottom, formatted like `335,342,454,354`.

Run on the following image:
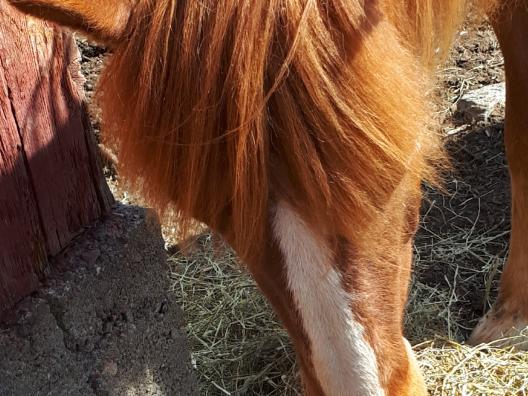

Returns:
0,205,197,396
407,119,510,342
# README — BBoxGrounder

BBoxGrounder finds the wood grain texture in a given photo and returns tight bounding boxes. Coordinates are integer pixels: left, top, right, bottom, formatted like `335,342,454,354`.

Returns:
0,0,113,311
0,51,44,308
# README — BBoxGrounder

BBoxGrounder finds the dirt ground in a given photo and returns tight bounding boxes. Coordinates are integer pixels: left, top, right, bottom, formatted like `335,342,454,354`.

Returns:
0,205,197,396
408,22,508,342
75,19,516,394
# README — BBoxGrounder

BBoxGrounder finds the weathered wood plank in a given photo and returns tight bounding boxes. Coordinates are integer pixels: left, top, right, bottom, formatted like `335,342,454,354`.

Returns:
0,52,45,307
1,3,103,253
0,1,113,311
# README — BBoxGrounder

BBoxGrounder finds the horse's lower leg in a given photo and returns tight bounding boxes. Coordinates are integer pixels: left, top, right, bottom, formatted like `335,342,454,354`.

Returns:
244,179,426,395
470,1,528,348
241,228,325,395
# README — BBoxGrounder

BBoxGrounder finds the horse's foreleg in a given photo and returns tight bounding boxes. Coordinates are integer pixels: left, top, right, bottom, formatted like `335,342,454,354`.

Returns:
240,222,325,395
470,0,528,348
245,181,426,395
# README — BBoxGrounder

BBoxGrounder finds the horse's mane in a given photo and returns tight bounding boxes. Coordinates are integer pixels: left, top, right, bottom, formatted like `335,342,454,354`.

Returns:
98,0,498,260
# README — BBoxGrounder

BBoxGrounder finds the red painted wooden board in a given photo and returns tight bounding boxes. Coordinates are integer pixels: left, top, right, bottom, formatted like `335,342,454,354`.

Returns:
0,1,113,312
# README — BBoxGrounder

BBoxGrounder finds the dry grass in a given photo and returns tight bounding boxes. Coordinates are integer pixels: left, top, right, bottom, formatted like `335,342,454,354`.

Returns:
407,220,509,342
168,228,528,395
417,339,528,395
168,235,299,395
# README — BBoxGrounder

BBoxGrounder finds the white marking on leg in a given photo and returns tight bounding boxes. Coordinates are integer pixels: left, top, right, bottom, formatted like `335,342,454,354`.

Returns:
273,202,384,396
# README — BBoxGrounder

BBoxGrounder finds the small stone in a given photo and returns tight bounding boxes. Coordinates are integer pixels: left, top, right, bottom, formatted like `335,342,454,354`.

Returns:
157,301,169,314
80,339,95,352
102,360,118,377
456,82,505,123
103,322,113,334
88,373,109,396
124,310,134,323
83,248,101,266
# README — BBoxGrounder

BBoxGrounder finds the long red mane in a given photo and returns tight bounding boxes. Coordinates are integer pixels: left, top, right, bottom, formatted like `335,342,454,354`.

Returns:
98,0,498,260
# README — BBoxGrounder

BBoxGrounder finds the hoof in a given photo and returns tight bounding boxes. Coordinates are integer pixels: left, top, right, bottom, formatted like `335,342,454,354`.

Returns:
468,303,528,350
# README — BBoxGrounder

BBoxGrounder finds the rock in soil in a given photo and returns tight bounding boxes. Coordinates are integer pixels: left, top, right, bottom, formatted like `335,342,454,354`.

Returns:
456,82,505,123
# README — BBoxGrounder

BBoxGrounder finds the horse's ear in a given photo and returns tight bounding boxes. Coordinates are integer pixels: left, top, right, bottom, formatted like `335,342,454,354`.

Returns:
7,0,134,46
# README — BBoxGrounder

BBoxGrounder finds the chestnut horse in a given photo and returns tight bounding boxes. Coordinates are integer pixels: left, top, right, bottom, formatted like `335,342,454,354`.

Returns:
6,0,527,394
